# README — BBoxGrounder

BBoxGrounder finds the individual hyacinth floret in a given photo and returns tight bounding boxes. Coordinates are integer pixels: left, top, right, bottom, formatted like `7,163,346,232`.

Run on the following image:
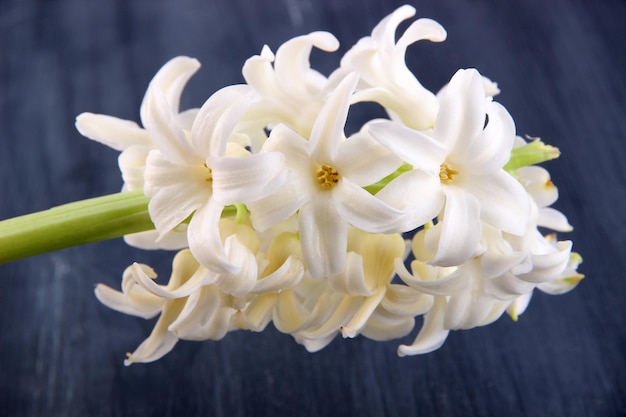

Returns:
78,5,583,365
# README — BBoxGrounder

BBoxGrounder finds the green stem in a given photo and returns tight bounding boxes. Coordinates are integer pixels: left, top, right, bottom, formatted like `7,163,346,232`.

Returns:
0,190,154,264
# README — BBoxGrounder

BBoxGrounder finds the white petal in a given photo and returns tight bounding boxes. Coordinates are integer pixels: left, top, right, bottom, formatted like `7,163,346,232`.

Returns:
426,186,482,267
328,252,375,296
308,73,359,162
485,272,535,299
452,101,516,174
263,124,313,171
397,297,449,356
273,31,339,97
242,49,277,95
395,258,467,296
190,84,253,158
247,172,313,232
375,170,444,232
506,293,533,321
94,284,160,319
169,287,232,341
341,287,387,338
366,120,446,173
130,261,214,299
459,171,530,236
272,290,307,334
361,312,415,341
214,235,258,296
125,328,179,365
335,130,402,186
370,5,416,50
123,228,188,251
538,208,573,232
118,145,151,191
299,197,348,278
381,284,434,316
517,241,572,284
75,113,152,151
140,56,201,120
435,69,486,150
210,152,286,205
334,179,405,233
296,295,360,342
187,200,239,274
142,88,194,164
252,256,304,294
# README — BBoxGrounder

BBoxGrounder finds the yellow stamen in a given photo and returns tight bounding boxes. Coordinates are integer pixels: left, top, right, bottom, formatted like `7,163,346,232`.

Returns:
203,162,213,183
439,163,459,184
315,164,341,189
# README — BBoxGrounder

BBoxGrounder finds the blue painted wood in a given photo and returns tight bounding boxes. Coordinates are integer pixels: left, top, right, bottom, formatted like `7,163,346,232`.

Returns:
1,0,625,415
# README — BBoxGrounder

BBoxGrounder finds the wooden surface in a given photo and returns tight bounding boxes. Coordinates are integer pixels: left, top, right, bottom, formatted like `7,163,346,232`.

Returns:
1,0,625,416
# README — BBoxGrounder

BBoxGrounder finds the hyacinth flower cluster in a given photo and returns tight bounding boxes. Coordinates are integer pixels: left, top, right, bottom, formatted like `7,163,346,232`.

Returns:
70,5,582,364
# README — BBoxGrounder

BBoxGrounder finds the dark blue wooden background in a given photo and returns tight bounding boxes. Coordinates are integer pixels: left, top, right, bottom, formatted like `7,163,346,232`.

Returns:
1,1,625,416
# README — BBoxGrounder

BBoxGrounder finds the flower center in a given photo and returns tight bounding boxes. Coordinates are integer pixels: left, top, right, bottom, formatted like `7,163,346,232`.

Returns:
315,164,341,189
203,162,213,183
439,163,459,184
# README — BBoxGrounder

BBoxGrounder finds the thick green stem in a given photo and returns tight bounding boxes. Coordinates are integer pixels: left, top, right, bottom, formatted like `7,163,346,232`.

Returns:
0,190,154,264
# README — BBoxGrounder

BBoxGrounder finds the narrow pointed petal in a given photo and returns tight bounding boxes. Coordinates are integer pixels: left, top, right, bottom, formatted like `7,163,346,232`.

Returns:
538,208,573,232
299,197,348,278
94,284,161,319
334,179,405,233
435,69,486,150
140,56,201,121
169,287,232,340
214,235,258,296
454,102,516,174
142,89,195,164
342,287,387,338
308,73,359,162
427,186,482,267
125,297,186,365
187,200,240,275
144,150,209,236
361,312,415,341
371,5,416,50
242,50,277,96
375,170,444,232
252,256,304,294
210,152,286,205
335,130,402,186
381,284,434,316
395,258,467,295
329,252,375,296
118,145,151,191
125,329,179,365
190,84,252,158
366,120,447,172
273,31,339,97
123,228,188,251
247,173,313,232
398,297,449,356
76,113,152,151
459,171,530,235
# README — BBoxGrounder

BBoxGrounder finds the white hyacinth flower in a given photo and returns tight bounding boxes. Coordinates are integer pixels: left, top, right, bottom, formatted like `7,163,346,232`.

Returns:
76,5,583,363
142,83,285,274
242,31,340,142
368,68,531,266
248,73,403,277
340,4,446,130
76,56,201,250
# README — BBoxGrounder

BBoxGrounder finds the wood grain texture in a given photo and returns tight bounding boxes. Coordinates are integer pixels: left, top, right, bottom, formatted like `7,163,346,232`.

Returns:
1,0,625,416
